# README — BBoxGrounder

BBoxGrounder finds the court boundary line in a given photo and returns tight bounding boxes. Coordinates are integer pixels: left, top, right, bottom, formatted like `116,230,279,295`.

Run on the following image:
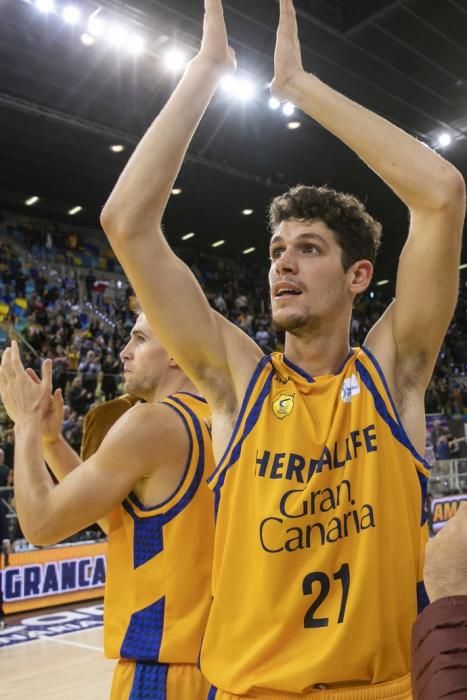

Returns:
0,623,104,650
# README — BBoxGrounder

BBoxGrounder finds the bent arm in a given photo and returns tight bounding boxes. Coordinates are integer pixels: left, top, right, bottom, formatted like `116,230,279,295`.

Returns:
13,406,183,546
276,0,465,384
43,435,110,534
101,4,261,409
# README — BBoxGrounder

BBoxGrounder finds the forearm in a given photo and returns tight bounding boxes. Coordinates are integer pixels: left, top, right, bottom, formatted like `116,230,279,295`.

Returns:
14,419,56,543
285,72,463,212
43,434,82,481
101,57,224,238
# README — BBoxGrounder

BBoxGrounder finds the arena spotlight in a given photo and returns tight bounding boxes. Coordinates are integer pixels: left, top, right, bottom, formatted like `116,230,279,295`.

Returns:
376,279,389,286
171,188,182,195
287,121,301,130
110,144,125,152
87,15,106,37
107,24,128,48
68,206,82,215
81,32,95,46
25,196,39,206
36,0,55,12
282,102,295,116
63,5,80,25
128,35,145,56
181,233,195,240
163,48,187,72
459,263,467,270
212,240,225,248
268,97,280,110
243,247,256,254
242,209,253,216
437,132,452,147
222,76,256,101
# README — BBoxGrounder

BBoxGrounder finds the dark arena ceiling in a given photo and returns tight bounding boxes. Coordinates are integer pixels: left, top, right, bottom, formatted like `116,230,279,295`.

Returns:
1,0,467,279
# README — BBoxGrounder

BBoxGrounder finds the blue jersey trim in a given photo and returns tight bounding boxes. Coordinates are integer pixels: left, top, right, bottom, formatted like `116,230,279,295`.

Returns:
282,355,315,383
176,391,207,404
213,369,275,515
123,400,206,567
207,354,272,485
360,347,431,470
356,359,429,525
208,686,218,699
128,401,194,513
121,596,166,663
335,348,355,375
129,661,169,699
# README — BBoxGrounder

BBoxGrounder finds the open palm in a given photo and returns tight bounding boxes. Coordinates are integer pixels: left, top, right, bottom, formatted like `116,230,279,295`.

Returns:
271,0,304,101
199,0,236,75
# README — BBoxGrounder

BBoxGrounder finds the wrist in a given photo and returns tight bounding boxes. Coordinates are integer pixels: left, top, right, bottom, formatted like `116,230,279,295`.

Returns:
14,416,41,435
42,434,61,447
276,70,319,106
189,54,232,82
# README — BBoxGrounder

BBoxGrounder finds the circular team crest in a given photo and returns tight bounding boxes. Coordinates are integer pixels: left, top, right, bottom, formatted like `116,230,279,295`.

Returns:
272,393,295,419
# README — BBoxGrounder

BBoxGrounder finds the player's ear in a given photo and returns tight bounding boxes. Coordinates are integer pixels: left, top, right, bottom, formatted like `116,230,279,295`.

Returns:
349,260,373,295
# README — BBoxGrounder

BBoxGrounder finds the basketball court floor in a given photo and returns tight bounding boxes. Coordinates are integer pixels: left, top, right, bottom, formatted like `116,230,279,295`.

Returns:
1,600,114,699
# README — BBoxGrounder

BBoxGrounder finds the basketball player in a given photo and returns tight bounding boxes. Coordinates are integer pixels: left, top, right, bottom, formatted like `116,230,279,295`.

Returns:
0,313,214,700
100,0,465,697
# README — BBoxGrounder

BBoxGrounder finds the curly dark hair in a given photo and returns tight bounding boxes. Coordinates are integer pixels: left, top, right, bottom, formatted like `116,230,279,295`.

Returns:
268,184,382,270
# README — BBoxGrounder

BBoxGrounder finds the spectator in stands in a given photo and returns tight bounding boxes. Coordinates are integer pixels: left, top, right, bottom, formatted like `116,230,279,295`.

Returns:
78,349,101,397
67,375,91,415
101,352,120,402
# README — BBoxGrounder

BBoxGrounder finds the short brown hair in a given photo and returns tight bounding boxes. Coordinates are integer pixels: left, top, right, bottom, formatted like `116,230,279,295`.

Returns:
268,185,382,270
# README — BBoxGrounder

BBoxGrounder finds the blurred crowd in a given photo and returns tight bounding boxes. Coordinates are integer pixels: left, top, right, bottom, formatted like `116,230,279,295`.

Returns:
0,218,466,538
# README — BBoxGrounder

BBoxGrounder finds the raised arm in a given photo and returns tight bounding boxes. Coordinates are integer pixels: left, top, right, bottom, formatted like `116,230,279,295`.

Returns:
272,0,465,389
0,343,188,545
101,0,261,413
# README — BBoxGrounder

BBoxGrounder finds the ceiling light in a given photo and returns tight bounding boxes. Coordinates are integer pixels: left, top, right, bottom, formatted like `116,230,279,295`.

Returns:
438,132,452,147
63,5,80,24
88,15,106,37
221,76,256,101
181,233,195,240
460,263,467,270
81,32,95,46
68,206,82,216
242,209,253,216
110,144,125,153
163,48,187,72
128,35,145,56
36,0,55,13
282,102,295,116
376,279,389,286
243,247,255,254
171,188,182,195
107,24,127,48
211,240,225,248
268,97,280,110
287,121,301,130
25,196,39,206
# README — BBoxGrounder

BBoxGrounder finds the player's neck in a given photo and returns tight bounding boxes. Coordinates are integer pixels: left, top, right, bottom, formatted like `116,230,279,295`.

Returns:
283,325,351,378
149,373,201,404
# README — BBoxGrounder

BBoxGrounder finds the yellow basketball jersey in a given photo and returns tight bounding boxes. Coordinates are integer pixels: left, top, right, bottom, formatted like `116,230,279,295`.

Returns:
202,349,430,694
104,392,215,664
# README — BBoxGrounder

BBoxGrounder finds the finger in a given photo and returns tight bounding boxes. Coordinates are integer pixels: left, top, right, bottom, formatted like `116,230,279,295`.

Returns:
10,340,25,374
1,347,14,379
26,368,41,384
53,388,64,409
41,359,53,393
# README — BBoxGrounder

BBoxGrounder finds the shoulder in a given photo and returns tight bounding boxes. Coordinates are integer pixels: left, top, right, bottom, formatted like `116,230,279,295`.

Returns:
103,401,191,465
